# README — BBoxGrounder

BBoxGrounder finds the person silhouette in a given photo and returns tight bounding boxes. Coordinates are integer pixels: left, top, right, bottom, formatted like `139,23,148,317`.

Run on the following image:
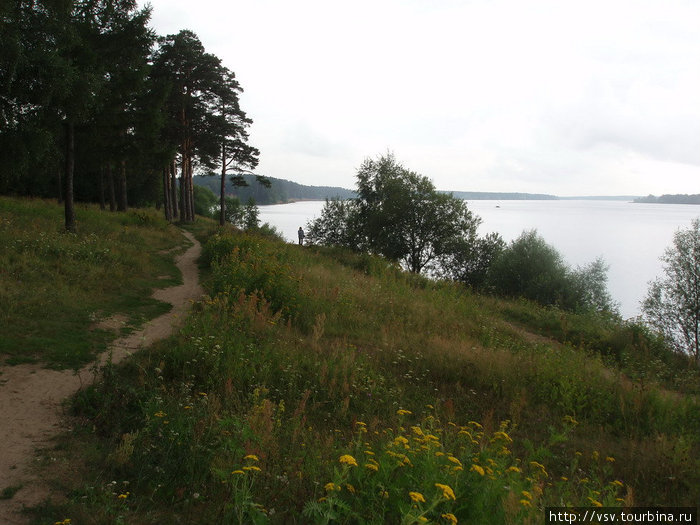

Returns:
298,226,305,246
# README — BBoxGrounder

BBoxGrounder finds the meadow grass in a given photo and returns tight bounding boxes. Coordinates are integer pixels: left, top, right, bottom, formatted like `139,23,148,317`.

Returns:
0,197,184,369
15,222,700,524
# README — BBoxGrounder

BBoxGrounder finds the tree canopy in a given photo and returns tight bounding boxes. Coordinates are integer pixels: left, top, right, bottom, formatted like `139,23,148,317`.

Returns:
308,153,487,275
0,2,261,229
488,230,617,314
642,218,700,363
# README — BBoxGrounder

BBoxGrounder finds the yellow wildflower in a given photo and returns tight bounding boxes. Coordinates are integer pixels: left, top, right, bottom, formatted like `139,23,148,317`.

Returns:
442,513,458,525
244,454,259,462
324,482,341,492
521,490,533,500
447,456,462,467
470,464,485,476
507,466,521,473
231,470,245,475
610,480,624,487
242,466,261,472
520,499,532,507
563,415,579,426
529,461,548,476
365,463,379,472
409,491,426,503
394,436,410,447
153,411,166,418
592,450,599,461
492,431,512,443
339,454,358,467
411,426,424,436
468,421,483,429
397,409,413,416
588,497,603,507
606,456,615,463
435,483,456,501
364,450,375,456
117,492,129,499
345,484,356,494
379,490,389,499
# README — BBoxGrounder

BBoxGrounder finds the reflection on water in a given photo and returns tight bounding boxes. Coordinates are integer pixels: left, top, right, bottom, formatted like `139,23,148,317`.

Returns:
259,200,700,319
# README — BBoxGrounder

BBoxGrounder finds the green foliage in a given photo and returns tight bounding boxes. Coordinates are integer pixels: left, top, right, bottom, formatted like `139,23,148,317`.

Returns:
194,174,354,205
306,198,363,249
0,197,182,368
29,222,700,523
489,230,617,314
642,218,700,363
441,231,506,290
2,6,259,228
308,153,491,276
222,195,244,226
243,197,260,230
355,154,482,274
193,184,217,218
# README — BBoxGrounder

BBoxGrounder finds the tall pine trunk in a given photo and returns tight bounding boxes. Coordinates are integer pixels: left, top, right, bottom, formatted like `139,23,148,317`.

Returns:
220,145,226,226
107,163,116,212
187,154,194,221
57,167,63,204
99,166,106,210
170,159,179,220
179,152,186,222
117,159,128,212
64,121,76,233
162,166,172,221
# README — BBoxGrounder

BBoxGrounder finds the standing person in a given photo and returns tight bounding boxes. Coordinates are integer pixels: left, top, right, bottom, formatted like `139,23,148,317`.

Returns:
298,226,305,246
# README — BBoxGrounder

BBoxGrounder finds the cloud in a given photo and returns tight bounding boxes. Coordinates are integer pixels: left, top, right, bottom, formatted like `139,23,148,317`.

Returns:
278,121,348,158
144,0,700,195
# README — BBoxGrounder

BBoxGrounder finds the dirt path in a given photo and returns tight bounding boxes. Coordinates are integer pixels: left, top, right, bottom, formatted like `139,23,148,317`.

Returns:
0,229,203,525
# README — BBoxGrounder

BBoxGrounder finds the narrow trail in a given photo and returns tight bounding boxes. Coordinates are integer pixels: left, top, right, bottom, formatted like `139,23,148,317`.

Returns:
0,229,203,525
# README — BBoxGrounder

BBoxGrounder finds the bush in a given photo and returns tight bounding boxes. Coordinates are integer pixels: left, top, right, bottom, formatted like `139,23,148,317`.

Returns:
489,230,616,314
193,185,218,218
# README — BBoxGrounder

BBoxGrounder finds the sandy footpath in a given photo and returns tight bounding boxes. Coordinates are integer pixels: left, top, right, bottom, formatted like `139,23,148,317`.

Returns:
0,229,203,525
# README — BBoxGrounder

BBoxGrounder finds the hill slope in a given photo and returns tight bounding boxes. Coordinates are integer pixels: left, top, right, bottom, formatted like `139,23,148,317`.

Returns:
194,174,355,204
3,200,697,523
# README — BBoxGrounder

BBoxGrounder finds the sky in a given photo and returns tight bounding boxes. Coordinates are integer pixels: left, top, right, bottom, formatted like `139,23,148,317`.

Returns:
141,0,700,196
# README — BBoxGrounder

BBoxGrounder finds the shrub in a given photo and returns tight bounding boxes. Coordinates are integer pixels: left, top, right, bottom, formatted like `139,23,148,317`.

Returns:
489,230,616,314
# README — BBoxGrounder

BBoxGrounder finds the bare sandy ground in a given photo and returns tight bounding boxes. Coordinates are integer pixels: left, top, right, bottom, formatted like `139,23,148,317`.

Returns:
0,229,203,525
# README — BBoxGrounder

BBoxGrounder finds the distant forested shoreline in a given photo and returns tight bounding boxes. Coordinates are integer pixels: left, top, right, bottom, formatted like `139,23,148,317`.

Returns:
193,174,355,205
192,175,649,205
634,194,700,205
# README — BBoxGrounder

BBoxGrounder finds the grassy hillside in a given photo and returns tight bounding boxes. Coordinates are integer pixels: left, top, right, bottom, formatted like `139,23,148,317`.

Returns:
0,197,185,369
3,198,697,524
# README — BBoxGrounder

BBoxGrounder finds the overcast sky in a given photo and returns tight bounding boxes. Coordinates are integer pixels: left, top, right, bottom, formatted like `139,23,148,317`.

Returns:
142,0,699,196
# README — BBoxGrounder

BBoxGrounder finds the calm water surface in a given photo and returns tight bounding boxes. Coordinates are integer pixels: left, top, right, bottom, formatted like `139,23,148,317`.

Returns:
259,200,700,319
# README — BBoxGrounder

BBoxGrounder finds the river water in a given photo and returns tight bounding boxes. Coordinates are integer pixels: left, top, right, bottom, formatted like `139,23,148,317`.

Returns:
259,200,700,319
